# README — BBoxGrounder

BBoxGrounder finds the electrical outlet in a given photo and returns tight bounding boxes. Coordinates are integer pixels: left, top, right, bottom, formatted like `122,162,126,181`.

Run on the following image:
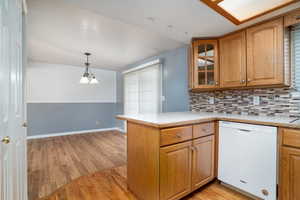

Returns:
209,96,214,105
253,96,260,105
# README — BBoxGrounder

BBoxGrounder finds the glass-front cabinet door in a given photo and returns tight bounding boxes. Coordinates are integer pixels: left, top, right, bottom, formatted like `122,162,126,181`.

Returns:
192,40,219,89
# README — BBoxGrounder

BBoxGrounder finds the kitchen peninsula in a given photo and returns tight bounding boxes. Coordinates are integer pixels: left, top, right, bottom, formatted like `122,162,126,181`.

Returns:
117,112,300,200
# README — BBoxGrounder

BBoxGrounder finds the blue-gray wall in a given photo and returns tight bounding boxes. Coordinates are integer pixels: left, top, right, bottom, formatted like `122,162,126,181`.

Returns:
27,103,118,136
27,46,189,136
124,46,189,112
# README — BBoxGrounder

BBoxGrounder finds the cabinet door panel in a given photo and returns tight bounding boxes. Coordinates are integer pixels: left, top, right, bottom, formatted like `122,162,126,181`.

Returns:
280,147,300,200
220,31,246,88
246,18,284,86
160,141,192,200
192,40,219,89
192,136,215,190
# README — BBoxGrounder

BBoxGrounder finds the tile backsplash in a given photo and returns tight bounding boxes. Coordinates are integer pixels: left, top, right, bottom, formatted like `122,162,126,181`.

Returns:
189,88,300,117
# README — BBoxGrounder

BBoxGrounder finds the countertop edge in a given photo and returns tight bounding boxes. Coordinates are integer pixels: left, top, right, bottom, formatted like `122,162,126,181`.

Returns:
116,115,300,129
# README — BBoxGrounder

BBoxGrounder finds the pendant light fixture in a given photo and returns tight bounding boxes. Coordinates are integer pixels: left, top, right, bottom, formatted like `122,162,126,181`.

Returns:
80,52,99,84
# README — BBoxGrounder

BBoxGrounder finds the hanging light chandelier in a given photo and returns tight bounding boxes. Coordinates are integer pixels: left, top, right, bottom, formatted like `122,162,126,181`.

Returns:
80,52,99,84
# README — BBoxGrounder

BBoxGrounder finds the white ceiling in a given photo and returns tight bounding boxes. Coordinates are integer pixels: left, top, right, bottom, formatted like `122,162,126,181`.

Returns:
27,0,300,71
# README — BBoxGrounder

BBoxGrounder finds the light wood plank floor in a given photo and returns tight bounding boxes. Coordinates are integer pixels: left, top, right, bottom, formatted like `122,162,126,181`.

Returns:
27,131,127,200
28,131,252,200
41,165,252,200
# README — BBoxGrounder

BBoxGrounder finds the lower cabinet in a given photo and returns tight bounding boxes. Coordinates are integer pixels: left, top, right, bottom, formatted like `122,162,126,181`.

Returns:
280,147,300,200
126,121,216,200
160,135,215,200
160,141,192,200
279,128,300,200
192,136,215,190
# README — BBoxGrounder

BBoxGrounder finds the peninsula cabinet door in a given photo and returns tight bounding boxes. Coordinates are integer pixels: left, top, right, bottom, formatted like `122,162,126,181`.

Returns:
219,31,247,88
280,147,300,200
191,136,215,190
246,17,284,86
160,141,192,200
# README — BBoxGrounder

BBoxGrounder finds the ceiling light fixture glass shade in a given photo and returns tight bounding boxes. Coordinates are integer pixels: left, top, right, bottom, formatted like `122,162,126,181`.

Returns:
90,75,99,84
79,52,99,84
80,76,90,84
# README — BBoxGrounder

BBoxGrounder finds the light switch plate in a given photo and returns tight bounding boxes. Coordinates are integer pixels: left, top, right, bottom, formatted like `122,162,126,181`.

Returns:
253,96,260,105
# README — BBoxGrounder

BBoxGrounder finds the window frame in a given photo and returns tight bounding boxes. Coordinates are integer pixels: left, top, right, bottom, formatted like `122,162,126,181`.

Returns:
123,60,163,115
290,24,300,90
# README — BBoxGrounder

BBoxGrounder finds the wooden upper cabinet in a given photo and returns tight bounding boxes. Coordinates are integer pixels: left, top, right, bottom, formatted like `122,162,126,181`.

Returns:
189,16,289,90
160,141,192,200
219,31,247,88
192,136,215,190
192,40,219,89
246,17,284,86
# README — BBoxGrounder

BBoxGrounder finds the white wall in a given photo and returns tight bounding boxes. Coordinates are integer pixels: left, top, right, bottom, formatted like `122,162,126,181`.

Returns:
26,62,116,103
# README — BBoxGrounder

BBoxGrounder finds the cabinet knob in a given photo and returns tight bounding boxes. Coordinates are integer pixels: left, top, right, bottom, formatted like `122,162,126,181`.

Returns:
215,81,219,86
247,79,251,82
240,80,245,84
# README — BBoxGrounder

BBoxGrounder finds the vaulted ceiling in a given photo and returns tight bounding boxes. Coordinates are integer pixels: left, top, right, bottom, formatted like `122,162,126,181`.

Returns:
27,0,300,70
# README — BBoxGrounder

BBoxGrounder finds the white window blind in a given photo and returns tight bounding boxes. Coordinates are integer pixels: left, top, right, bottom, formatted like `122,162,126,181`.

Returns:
292,24,300,90
124,64,161,115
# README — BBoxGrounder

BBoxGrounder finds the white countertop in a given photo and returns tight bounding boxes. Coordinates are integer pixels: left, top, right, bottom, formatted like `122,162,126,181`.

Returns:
117,112,300,128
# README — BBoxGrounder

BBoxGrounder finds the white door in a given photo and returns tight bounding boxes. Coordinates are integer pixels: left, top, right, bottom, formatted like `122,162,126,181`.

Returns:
0,0,27,199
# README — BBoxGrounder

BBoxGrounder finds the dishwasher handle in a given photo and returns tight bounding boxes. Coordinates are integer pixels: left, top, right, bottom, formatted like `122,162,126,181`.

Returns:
237,128,251,132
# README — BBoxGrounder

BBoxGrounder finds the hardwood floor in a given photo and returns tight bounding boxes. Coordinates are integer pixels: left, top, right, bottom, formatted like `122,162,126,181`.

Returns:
41,165,252,200
28,131,252,200
27,131,127,200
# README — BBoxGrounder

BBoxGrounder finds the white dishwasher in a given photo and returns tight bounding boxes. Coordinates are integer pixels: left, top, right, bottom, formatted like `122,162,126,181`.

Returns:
218,121,277,200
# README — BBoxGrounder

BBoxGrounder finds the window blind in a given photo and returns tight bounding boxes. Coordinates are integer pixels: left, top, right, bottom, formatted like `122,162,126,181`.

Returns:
124,64,161,115
292,24,300,90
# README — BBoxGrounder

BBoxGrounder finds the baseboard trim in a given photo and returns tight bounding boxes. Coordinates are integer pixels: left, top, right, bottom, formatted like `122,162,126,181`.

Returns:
27,127,124,140
115,128,126,133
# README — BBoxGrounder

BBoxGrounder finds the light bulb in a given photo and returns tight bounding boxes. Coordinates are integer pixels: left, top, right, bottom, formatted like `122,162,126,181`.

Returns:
80,76,89,84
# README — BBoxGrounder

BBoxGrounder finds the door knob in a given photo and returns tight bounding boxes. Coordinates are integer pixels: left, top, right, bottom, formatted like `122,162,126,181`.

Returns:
1,136,10,144
22,122,28,128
